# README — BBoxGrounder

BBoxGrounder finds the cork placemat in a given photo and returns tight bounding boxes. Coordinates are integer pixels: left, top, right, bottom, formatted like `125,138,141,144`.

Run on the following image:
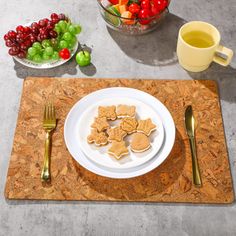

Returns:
5,77,234,203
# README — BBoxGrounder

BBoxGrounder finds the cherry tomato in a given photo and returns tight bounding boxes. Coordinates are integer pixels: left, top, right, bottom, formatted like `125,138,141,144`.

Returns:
59,48,70,60
138,9,151,25
153,0,168,11
150,4,161,16
129,3,141,14
141,0,151,9
108,0,119,4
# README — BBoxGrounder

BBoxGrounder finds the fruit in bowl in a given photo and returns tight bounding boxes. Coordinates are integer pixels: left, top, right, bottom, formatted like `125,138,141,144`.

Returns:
98,0,170,34
3,13,82,63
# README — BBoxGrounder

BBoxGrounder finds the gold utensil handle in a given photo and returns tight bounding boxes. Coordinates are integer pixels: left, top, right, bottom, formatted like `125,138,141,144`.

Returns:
189,137,202,187
41,131,51,182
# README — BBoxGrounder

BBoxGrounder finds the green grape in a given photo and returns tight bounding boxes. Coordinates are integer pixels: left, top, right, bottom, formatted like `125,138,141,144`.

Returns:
68,25,76,35
33,54,42,63
74,24,82,34
42,53,50,61
54,24,61,34
59,40,68,49
28,47,37,56
52,51,59,60
58,20,67,32
67,36,77,49
63,32,73,41
42,39,51,48
26,53,33,60
32,42,42,51
45,47,54,56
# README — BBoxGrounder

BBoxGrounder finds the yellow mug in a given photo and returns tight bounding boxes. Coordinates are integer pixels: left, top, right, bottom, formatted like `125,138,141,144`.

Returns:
177,21,234,72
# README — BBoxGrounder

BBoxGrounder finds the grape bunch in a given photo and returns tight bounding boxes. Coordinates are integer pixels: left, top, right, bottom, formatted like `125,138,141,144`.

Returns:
4,13,82,62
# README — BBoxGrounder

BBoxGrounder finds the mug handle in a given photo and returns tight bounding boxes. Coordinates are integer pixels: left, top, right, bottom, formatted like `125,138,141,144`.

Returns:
213,45,234,66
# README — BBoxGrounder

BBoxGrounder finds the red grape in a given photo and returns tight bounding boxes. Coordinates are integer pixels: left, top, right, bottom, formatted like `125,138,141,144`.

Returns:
41,34,48,40
31,22,39,29
20,43,28,51
16,33,25,43
5,39,14,47
5,39,15,47
47,22,55,30
37,34,43,42
58,13,66,20
24,26,31,34
24,40,32,47
16,25,25,33
4,34,9,41
29,34,37,43
11,46,20,54
39,28,46,34
8,30,17,39
52,18,59,24
39,19,49,27
31,26,39,34
18,51,26,58
49,30,57,38
50,13,59,20
9,47,18,56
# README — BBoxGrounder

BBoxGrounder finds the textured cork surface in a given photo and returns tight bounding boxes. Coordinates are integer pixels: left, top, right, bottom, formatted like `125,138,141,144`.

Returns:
4,77,234,203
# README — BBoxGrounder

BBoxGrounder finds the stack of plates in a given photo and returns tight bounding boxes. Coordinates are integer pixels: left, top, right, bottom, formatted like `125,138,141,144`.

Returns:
64,87,175,179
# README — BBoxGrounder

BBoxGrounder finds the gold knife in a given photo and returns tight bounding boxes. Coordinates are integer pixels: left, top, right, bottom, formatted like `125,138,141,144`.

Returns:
184,105,202,187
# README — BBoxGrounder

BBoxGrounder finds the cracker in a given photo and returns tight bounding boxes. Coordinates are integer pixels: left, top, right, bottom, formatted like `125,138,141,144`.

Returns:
107,141,129,160
130,133,151,153
91,117,110,132
137,118,156,136
116,105,136,118
87,129,108,146
98,106,117,120
120,117,138,134
107,126,127,142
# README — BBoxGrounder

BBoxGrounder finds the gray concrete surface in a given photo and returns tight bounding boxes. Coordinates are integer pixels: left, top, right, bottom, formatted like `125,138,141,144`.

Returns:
0,0,236,235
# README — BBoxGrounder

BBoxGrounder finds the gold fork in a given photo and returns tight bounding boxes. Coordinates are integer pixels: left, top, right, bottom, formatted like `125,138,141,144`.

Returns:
41,103,56,182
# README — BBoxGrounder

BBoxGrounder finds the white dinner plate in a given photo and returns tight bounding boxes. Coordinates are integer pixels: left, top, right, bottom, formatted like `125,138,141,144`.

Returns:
77,97,164,170
64,87,176,179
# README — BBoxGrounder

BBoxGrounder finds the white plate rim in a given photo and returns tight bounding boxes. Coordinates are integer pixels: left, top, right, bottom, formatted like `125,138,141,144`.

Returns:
64,87,176,179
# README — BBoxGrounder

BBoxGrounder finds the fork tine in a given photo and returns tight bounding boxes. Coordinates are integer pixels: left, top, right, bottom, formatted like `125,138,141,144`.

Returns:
43,105,47,121
52,104,56,120
48,103,52,120
46,103,50,121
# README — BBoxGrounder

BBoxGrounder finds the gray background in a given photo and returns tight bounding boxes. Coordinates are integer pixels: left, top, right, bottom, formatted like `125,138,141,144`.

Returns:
0,0,236,235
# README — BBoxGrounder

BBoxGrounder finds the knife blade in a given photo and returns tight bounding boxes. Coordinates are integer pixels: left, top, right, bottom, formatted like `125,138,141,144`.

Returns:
184,105,202,187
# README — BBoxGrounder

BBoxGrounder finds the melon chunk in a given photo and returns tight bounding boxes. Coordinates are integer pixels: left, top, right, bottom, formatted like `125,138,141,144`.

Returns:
118,5,127,14
121,11,135,25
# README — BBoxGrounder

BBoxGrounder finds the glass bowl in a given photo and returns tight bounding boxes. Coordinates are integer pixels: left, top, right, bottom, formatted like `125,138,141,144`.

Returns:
97,0,170,35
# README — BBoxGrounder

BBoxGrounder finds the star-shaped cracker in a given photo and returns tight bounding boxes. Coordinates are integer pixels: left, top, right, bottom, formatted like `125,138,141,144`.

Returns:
91,117,109,132
120,117,138,134
137,118,156,136
108,141,129,160
98,106,117,120
107,126,127,142
116,105,136,118
87,129,108,146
